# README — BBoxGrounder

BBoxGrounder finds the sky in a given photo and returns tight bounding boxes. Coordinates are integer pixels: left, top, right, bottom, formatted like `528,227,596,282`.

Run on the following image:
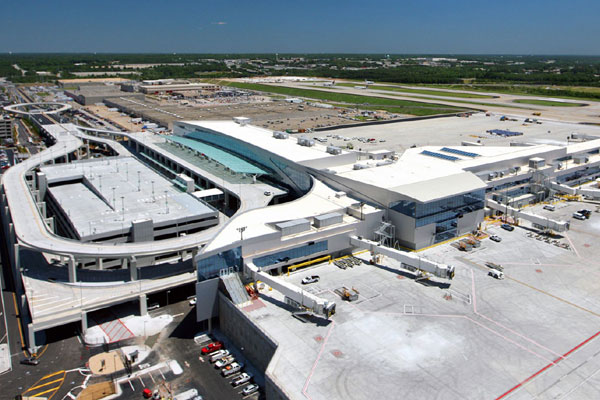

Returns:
2,0,600,54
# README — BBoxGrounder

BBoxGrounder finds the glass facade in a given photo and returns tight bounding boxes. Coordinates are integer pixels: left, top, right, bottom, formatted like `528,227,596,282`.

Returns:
184,129,311,193
197,246,242,281
253,240,328,268
390,190,485,243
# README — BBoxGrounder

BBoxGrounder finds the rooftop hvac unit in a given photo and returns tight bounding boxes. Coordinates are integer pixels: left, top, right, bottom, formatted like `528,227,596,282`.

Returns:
353,163,371,170
273,131,289,139
376,159,393,167
529,157,545,169
326,146,342,155
574,155,589,164
233,116,251,126
297,137,315,147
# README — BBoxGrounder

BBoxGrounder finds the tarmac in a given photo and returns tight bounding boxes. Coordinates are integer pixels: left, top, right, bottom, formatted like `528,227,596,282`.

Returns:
312,112,600,153
242,199,600,400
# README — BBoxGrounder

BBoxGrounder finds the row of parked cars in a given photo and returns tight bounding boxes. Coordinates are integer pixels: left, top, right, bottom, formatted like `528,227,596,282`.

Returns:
201,341,259,397
1,150,10,171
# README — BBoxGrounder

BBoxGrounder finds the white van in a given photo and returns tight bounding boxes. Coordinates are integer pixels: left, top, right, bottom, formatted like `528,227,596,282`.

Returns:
543,204,556,211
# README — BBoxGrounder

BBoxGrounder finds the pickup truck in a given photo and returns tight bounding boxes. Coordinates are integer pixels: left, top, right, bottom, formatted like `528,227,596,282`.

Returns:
214,356,235,369
221,362,243,377
209,349,230,363
201,341,223,355
232,372,252,387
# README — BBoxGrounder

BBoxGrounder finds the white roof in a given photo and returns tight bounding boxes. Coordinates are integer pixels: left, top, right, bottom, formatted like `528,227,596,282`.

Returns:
390,172,487,203
178,121,344,163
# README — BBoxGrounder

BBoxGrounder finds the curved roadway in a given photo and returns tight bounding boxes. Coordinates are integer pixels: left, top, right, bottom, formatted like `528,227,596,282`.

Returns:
1,123,223,258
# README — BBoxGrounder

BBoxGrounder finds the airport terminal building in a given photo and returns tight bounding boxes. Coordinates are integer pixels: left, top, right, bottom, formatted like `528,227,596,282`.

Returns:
3,111,600,398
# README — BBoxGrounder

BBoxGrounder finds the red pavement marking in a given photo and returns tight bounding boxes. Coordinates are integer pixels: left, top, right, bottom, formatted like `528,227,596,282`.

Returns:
495,330,600,399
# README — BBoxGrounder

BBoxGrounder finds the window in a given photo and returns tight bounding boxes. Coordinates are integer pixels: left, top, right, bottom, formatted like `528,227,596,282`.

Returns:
253,241,328,268
197,246,242,280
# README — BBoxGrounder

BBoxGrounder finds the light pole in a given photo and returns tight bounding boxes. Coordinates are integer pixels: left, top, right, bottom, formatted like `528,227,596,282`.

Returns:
164,190,169,214
166,290,171,306
121,196,125,221
237,226,247,242
137,171,141,192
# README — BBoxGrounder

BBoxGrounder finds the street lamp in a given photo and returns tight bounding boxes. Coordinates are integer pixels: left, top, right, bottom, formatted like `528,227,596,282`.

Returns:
237,226,247,242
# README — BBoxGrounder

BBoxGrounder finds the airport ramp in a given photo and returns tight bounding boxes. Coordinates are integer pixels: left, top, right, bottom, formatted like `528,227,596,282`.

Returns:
220,271,251,307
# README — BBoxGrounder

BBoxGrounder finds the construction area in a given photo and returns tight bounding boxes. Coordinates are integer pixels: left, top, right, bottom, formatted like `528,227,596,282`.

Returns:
99,97,379,131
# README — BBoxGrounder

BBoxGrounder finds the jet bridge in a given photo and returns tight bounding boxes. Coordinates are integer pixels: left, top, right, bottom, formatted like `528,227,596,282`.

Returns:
485,198,569,232
245,262,336,318
349,236,455,280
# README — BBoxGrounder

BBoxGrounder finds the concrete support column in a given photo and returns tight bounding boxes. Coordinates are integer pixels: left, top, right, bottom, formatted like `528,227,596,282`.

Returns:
129,257,138,281
97,258,103,270
81,311,88,333
68,256,77,283
122,257,128,270
14,243,20,272
139,293,147,316
27,323,36,353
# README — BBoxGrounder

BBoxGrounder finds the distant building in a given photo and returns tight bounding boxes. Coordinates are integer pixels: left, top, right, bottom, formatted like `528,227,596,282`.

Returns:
64,85,145,105
139,83,219,95
0,115,12,142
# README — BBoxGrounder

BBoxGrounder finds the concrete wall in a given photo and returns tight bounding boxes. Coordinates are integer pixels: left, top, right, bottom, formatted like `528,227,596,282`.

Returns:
218,293,290,400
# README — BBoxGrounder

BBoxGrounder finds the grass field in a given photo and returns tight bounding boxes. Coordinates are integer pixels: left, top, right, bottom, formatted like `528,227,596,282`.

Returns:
336,82,495,99
220,81,471,116
419,84,600,102
512,99,586,107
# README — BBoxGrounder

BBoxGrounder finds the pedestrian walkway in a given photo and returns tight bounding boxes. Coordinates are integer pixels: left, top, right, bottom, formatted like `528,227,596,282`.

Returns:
91,310,135,343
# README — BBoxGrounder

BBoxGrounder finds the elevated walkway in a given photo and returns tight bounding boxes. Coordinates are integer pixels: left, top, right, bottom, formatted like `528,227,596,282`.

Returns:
220,269,251,307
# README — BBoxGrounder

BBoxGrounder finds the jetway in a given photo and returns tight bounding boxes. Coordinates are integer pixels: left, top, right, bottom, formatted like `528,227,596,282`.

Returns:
350,236,455,280
245,262,336,318
550,181,600,200
485,199,569,232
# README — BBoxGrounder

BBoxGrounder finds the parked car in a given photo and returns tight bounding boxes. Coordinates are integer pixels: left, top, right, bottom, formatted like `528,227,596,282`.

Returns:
222,362,243,376
490,235,502,242
501,223,515,232
573,212,586,221
232,372,253,387
215,356,235,369
241,384,259,396
201,341,223,355
209,349,230,363
20,357,39,366
543,205,556,211
301,275,320,285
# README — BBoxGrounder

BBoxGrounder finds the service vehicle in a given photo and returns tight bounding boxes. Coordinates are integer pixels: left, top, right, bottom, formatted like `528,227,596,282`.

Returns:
501,223,515,231
573,212,586,220
232,372,253,387
578,209,592,218
301,275,320,284
543,205,556,211
241,384,259,396
20,357,39,366
489,235,502,242
215,356,235,369
489,270,505,280
222,362,243,377
201,341,224,355
209,349,230,362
